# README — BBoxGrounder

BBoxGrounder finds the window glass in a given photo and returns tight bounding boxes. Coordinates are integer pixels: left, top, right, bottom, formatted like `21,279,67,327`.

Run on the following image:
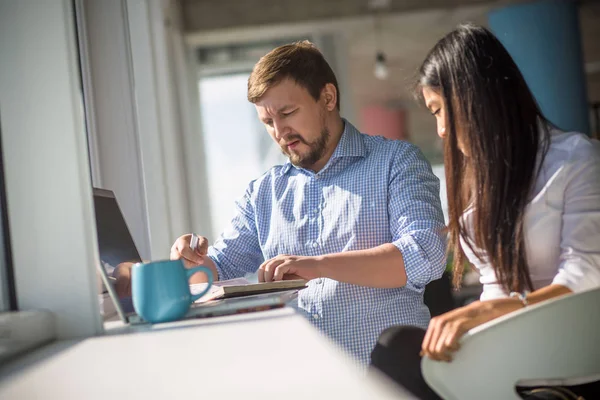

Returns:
199,73,286,240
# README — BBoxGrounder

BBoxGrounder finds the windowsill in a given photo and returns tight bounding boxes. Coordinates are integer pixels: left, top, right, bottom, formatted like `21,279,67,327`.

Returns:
0,310,56,364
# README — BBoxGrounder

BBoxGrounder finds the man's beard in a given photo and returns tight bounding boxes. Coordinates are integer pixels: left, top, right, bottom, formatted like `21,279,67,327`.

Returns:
281,126,330,169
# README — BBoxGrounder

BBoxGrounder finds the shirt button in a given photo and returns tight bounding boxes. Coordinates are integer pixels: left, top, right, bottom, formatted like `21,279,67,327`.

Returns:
312,314,320,320
313,208,319,214
316,279,323,285
312,242,318,248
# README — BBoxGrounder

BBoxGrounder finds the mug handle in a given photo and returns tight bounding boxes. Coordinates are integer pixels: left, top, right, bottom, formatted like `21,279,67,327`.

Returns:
187,266,214,303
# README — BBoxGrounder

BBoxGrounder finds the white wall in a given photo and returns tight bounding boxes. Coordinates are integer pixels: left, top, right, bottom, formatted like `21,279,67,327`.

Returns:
0,0,102,338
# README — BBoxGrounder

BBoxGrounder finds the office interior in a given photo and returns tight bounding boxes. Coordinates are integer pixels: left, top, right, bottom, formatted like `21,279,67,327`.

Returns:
0,0,599,398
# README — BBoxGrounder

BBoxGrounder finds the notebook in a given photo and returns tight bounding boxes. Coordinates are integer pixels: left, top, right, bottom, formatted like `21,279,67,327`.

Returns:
192,278,308,303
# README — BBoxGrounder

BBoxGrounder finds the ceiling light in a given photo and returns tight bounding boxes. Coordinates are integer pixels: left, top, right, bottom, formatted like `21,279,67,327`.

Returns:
374,52,388,80
368,0,391,11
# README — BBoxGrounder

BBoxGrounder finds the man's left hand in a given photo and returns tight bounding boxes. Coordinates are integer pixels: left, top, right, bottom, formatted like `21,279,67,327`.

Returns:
258,255,323,282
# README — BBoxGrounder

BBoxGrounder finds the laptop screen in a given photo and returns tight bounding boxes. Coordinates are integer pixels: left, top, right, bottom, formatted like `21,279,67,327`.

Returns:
93,188,141,318
93,188,142,267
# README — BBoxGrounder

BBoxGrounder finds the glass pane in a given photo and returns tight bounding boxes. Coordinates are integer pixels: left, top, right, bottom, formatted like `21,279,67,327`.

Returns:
199,73,286,240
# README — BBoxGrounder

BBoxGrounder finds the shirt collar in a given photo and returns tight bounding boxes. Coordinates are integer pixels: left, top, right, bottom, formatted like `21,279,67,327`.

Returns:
280,161,293,175
279,119,366,176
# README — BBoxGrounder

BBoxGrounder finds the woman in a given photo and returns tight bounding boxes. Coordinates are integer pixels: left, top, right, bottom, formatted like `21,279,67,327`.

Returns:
371,24,600,399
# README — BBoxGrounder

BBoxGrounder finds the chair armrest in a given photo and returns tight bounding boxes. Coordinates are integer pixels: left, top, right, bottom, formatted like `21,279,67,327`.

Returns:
421,287,600,400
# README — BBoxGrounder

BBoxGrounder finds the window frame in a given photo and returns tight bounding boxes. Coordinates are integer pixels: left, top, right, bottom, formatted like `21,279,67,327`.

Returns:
0,0,102,340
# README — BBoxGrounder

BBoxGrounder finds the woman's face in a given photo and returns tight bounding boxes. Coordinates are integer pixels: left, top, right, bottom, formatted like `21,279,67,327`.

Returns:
422,86,468,155
422,86,447,139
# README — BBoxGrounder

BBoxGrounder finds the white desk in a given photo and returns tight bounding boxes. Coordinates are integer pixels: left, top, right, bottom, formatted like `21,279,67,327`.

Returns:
0,308,413,399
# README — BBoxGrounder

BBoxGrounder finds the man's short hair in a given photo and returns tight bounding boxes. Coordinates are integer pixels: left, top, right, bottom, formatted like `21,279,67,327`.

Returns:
247,40,340,110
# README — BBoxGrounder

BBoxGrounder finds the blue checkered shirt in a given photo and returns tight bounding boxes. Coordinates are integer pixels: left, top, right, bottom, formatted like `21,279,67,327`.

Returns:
208,120,446,365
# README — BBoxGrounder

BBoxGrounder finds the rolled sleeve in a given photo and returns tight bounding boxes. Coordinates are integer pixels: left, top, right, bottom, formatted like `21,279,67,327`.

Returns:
389,144,447,292
552,145,600,292
207,186,264,281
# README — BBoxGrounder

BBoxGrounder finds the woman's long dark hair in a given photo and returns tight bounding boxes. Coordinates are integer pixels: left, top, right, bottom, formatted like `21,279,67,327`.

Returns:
418,24,550,294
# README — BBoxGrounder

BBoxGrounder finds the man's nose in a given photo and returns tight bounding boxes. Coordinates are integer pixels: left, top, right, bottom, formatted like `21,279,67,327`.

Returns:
273,119,290,140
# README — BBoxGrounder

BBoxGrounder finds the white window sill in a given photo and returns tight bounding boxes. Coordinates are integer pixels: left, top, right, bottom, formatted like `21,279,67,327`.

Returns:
0,310,56,364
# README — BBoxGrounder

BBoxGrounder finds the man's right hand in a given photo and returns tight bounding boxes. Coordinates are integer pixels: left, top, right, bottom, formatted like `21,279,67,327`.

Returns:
169,234,218,283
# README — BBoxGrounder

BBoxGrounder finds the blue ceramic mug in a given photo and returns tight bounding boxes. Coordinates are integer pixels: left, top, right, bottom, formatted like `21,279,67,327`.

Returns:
131,259,213,323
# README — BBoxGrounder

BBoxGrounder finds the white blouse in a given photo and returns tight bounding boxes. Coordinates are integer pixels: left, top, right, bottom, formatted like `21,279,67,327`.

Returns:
461,128,600,301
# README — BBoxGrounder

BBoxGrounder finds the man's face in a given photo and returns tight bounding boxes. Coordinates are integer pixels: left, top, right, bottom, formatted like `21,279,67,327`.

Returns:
255,78,331,170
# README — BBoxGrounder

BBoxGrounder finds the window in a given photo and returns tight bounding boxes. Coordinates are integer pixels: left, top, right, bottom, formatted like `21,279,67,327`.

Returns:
195,39,309,240
199,73,286,239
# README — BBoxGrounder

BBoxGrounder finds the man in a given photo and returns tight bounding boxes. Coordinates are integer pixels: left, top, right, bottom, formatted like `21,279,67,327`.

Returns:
170,41,446,365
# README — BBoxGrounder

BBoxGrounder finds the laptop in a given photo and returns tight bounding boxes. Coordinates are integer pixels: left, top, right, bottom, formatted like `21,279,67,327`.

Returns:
92,188,298,324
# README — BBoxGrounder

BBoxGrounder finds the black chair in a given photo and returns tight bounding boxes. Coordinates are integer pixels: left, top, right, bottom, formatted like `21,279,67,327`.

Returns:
423,272,455,317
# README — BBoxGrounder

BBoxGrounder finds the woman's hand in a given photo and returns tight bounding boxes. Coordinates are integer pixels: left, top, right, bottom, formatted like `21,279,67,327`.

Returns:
421,299,523,362
421,284,573,362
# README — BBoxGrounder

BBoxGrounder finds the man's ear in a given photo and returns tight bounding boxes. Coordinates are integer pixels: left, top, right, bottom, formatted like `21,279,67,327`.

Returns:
321,83,338,112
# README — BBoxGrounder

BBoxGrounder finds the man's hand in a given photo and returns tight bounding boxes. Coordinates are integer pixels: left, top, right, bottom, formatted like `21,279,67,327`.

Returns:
113,262,134,298
421,299,522,362
258,254,323,282
170,234,208,267
169,234,217,283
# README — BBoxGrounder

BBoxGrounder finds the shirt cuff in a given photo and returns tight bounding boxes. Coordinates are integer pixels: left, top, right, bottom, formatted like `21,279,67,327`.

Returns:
393,236,436,292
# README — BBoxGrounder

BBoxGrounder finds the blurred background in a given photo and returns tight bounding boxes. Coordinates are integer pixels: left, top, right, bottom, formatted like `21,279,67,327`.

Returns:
79,0,600,262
